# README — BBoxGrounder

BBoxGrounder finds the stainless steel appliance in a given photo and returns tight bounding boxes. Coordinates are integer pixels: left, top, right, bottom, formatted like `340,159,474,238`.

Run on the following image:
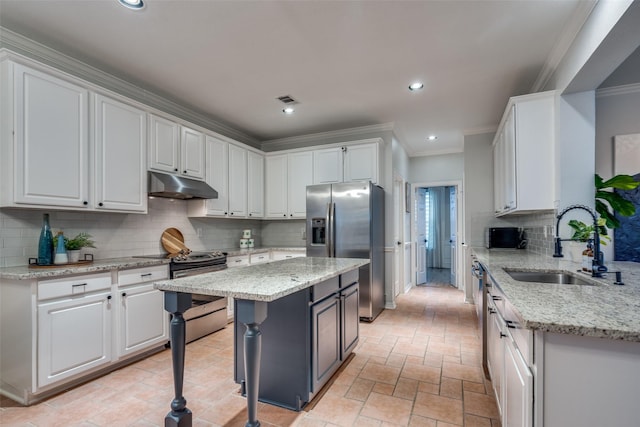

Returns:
306,181,384,321
471,257,489,378
135,251,228,343
485,227,526,249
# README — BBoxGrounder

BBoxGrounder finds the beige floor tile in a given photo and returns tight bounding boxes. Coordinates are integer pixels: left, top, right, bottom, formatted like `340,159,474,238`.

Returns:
360,392,413,425
372,382,395,395
439,377,462,400
346,377,375,401
359,362,401,385
463,391,500,419
464,414,493,427
413,392,463,425
463,380,486,394
400,363,441,384
408,415,438,427
307,393,363,426
393,377,419,401
441,362,484,383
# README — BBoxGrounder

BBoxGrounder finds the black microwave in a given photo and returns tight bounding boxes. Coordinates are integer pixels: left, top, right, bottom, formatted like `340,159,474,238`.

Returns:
486,227,525,249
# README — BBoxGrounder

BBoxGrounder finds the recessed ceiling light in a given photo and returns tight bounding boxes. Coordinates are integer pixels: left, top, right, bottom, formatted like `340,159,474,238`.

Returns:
283,107,295,115
408,82,424,91
118,0,145,10
427,135,438,141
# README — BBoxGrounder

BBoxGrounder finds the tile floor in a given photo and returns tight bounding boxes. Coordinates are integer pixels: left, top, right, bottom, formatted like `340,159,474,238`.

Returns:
0,284,500,427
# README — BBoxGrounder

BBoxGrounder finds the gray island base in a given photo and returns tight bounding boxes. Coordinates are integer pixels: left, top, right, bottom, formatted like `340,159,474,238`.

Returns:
154,257,369,427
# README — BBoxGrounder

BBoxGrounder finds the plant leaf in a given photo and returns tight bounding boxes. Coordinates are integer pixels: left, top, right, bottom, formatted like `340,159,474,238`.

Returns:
595,174,604,189
599,174,640,191
596,191,636,216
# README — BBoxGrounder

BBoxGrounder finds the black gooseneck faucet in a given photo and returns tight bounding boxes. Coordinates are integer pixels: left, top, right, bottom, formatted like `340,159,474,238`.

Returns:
553,204,607,278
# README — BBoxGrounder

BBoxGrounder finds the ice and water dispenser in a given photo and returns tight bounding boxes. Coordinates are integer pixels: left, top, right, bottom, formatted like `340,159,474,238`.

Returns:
311,218,326,245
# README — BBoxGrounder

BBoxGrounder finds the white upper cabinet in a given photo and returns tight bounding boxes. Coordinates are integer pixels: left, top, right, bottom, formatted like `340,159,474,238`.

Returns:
93,94,147,212
288,151,313,218
228,143,248,217
149,114,205,180
247,150,264,218
344,143,378,184
313,147,343,184
11,62,90,208
265,152,313,219
493,91,554,216
313,141,379,185
265,154,289,218
194,136,229,217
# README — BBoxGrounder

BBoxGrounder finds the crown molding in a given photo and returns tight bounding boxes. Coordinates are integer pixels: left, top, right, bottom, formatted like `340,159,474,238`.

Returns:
261,123,395,151
0,27,260,148
596,82,640,98
530,1,597,93
410,147,464,158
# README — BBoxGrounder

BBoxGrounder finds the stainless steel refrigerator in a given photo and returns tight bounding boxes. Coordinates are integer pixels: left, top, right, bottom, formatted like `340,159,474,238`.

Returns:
306,182,385,321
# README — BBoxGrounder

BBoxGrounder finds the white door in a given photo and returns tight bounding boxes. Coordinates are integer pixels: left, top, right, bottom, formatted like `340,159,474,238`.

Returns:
449,186,457,286
265,154,288,218
118,284,168,358
149,114,179,174
180,126,205,179
247,151,264,218
416,188,427,284
228,143,248,217
38,291,112,387
288,152,314,218
94,94,147,212
14,63,90,208
393,179,402,297
204,136,229,216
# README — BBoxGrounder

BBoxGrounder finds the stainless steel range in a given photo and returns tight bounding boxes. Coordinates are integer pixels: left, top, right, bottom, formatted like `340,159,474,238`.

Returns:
136,250,229,343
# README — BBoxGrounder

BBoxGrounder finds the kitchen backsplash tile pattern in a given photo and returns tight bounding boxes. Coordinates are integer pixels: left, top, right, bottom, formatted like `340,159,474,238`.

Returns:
512,211,556,256
0,199,304,267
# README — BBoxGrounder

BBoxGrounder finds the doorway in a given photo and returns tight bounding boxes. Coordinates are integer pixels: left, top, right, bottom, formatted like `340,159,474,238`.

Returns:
415,185,458,286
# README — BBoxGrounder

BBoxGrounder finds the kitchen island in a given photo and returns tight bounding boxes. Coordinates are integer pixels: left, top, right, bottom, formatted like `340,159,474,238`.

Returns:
471,248,640,427
153,256,369,427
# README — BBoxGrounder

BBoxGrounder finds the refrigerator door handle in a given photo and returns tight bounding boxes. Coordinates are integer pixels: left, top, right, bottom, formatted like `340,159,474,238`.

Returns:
330,202,336,257
325,202,332,257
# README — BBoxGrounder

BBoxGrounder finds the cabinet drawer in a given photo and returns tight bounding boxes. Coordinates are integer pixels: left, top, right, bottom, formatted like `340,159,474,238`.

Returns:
118,265,169,286
38,272,112,301
340,269,359,288
311,276,339,303
228,255,250,268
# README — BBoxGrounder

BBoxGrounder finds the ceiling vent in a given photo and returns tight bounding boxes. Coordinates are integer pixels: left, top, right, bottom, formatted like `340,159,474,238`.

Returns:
277,95,298,105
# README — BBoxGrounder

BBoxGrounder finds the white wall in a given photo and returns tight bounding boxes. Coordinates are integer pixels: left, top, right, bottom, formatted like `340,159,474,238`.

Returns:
463,133,495,247
409,153,464,183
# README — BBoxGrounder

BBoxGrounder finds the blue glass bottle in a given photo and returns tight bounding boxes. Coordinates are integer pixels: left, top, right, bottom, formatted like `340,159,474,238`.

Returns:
37,213,53,265
54,231,68,265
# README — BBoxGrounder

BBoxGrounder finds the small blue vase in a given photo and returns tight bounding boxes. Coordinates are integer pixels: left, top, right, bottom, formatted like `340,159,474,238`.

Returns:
54,232,68,265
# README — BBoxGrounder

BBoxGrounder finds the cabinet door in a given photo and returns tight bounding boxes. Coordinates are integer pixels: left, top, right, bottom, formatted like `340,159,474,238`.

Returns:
341,283,359,358
118,283,168,358
149,114,180,174
247,151,264,218
203,136,229,216
311,295,341,393
265,154,288,218
503,107,516,211
313,147,343,184
228,143,248,217
288,151,313,218
180,126,205,179
37,291,112,387
344,143,378,184
487,306,504,416
94,94,147,212
14,63,90,208
227,255,250,268
504,337,533,427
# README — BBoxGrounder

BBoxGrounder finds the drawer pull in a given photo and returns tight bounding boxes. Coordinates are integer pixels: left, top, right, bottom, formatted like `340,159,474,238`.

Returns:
492,296,502,301
72,283,87,288
140,273,153,277
500,332,508,338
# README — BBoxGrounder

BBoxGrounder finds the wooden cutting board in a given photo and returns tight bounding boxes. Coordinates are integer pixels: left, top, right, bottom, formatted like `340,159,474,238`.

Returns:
161,228,190,255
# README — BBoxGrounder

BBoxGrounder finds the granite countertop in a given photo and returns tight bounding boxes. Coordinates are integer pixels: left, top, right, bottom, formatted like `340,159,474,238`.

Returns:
472,248,640,342
0,257,170,280
223,247,305,257
154,257,368,302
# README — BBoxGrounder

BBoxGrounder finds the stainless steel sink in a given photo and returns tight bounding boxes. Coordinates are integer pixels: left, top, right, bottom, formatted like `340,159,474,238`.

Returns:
505,270,595,285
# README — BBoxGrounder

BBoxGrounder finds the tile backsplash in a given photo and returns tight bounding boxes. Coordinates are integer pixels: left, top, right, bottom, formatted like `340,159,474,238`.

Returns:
0,198,306,267
511,211,556,256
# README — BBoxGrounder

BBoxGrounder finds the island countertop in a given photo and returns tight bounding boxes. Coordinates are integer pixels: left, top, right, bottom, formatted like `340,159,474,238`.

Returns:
472,248,640,341
153,257,369,302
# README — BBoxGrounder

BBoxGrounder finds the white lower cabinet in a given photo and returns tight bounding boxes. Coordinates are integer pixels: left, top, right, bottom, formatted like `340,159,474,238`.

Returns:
504,335,532,427
37,273,113,388
117,265,169,358
487,301,504,415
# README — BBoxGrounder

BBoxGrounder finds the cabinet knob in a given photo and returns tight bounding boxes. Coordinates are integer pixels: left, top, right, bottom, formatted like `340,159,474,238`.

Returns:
249,213,252,216
283,214,286,217
98,202,104,207
107,295,112,300
83,201,88,205
230,212,234,216
183,170,187,174
122,292,127,297
174,168,179,172
224,212,228,215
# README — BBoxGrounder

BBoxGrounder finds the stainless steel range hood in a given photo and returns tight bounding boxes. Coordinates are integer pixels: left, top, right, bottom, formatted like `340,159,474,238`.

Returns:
148,172,218,200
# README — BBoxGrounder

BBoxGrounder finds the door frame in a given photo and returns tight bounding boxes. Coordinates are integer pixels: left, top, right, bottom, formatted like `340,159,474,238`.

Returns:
392,174,405,299
409,179,464,290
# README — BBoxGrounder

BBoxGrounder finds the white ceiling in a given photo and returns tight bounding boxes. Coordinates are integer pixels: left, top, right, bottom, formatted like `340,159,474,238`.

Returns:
0,0,593,155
